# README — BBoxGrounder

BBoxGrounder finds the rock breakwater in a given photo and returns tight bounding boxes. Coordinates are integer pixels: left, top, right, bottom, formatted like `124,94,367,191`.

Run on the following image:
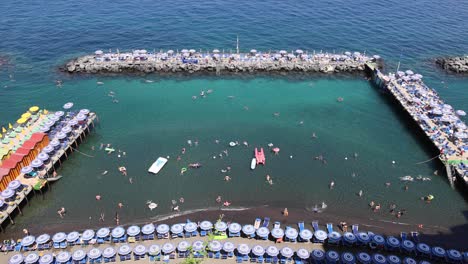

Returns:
436,56,468,73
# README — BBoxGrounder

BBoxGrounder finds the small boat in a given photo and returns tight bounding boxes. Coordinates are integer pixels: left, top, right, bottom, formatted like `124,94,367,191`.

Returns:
251,158,256,170
47,175,62,182
255,148,265,165
189,163,202,168
229,142,237,147
148,157,168,174
399,176,414,182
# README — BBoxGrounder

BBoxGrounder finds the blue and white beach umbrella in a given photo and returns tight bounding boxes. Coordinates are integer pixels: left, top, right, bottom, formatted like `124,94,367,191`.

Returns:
343,232,357,244
271,228,284,239
88,248,102,259
103,247,116,258
63,102,74,110
56,251,71,263
66,231,79,242
162,243,175,254
209,240,222,252
118,244,132,255
39,254,54,264
37,152,49,162
228,223,241,233
192,241,205,252
112,226,125,238
256,227,270,237
54,111,64,117
296,248,310,260
49,115,60,122
148,244,161,255
447,249,462,262
68,119,78,126
223,242,235,252
177,241,190,252
31,159,43,168
76,113,87,121
9,253,24,264
280,247,294,258
242,224,255,235
50,139,60,147
24,252,39,264
79,109,90,115
61,126,71,134
184,222,198,233
52,232,66,243
357,252,371,264
171,224,183,234
133,245,147,255
39,126,50,133
252,245,265,256
314,230,327,241
386,236,400,248
431,246,446,258
7,180,21,190
1,189,15,199
416,243,431,255
215,221,228,232
199,221,213,230
81,229,95,241
72,250,86,261
285,228,298,240
127,225,141,236
45,119,55,127
299,229,313,240
328,231,342,241
403,257,417,264
142,224,155,235
21,166,33,174
21,235,36,247
311,249,325,262
341,252,355,264
157,224,170,234
401,240,415,252
326,250,339,263
357,232,371,244
372,253,387,264
237,244,250,255
36,234,51,245
372,234,385,246
387,255,401,264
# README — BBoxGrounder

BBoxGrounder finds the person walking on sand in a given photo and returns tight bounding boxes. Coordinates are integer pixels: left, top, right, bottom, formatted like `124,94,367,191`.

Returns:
100,213,105,222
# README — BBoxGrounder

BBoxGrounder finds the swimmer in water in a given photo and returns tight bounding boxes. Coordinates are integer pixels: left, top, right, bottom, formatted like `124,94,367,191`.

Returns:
216,196,222,203
57,207,66,218
385,182,391,187
173,206,180,212
177,156,181,161
179,197,185,203
224,176,231,181
182,148,186,154
358,190,363,197
329,181,335,189
312,133,317,138
118,202,123,209
266,175,271,182
243,106,249,111
129,178,133,184
215,139,220,144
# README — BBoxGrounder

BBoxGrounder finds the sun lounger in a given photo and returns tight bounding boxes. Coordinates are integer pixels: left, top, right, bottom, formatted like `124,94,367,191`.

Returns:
326,223,333,233
411,231,420,243
274,222,280,229
262,217,270,228
400,232,407,241
298,221,304,232
312,221,319,232
254,218,261,229
352,224,359,235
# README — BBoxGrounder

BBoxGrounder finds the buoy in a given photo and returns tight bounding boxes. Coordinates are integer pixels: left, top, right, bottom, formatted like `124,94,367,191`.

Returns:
392,160,396,164
229,142,236,147
147,201,158,211
272,147,280,154
180,167,187,174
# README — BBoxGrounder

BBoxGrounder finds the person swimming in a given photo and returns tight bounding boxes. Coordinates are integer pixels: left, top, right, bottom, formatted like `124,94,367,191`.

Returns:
223,201,231,207
224,176,231,181
358,190,363,197
118,202,123,208
179,197,185,203
57,207,66,218
329,181,335,189
182,148,186,154
216,196,222,203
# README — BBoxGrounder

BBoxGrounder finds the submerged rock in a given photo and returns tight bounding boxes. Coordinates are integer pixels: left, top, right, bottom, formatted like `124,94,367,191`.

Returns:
436,56,468,73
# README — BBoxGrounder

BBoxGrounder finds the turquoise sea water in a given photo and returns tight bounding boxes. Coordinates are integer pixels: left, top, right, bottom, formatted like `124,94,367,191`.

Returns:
0,0,467,232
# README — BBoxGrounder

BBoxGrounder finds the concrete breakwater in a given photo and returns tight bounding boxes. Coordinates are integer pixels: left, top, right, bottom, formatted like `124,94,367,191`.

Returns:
436,56,468,73
64,49,381,74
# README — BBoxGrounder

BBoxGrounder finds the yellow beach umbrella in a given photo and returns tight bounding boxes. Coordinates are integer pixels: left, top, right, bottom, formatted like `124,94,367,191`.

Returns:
21,112,31,119
29,106,39,113
8,123,12,129
43,109,49,114
17,118,27,125
1,127,6,133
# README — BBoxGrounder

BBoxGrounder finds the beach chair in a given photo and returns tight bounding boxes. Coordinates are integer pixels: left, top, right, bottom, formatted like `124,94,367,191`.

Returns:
411,231,420,242
250,255,257,262
244,255,250,262
295,259,303,264
258,256,264,263
119,255,126,262
254,218,261,229
326,223,333,234
400,232,408,241
262,217,270,228
352,224,359,235
163,255,170,263
14,241,21,252
272,256,279,264
312,221,319,232
265,256,272,263
222,252,228,259
208,252,214,258
274,222,280,229
297,221,304,232
236,256,243,263
228,252,234,258
53,242,61,249
200,230,207,237
60,241,67,248
215,252,221,259
367,231,375,239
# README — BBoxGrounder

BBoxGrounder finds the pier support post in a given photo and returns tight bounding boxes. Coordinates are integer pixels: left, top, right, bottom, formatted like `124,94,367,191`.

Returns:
445,164,455,189
8,214,14,225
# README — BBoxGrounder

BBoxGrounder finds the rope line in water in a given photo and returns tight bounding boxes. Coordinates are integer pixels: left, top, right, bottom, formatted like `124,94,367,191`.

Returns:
71,147,95,158
415,154,440,164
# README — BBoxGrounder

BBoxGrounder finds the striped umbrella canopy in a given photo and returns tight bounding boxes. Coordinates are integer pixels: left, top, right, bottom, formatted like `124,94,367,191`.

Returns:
56,251,71,263
157,224,170,234
357,232,371,243
45,120,55,127
314,230,327,241
447,249,462,262
37,152,49,161
61,126,71,134
112,226,125,238
285,228,298,240
142,224,155,235
386,236,400,248
88,248,102,259
36,234,51,245
40,126,50,133
177,241,190,252
21,235,36,247
192,241,205,252
148,244,161,255
402,240,415,251
242,224,255,235
328,231,341,241
127,225,141,236
54,111,64,117
372,234,385,245
311,250,325,261
1,189,15,199
343,232,357,243
63,102,74,109
39,254,54,264
118,244,132,255
103,247,116,258
387,255,401,264
7,180,21,190
9,254,24,264
228,223,241,233
256,227,269,237
341,252,355,264
21,166,33,174
326,251,339,262
237,244,250,255
431,246,446,258
133,245,147,255
170,224,183,234
372,253,387,264
68,119,78,126
184,222,198,233
403,257,417,264
266,246,279,257
209,240,222,252
50,139,60,147
280,247,294,258
97,227,110,238
76,113,87,121
24,253,39,264
357,252,371,264
81,229,95,241
162,243,175,254
271,228,284,239
252,245,265,256
222,242,235,252
50,115,60,122
417,243,431,255
66,231,79,242
296,248,310,259
31,159,43,168
199,221,213,230
299,229,313,240
79,109,90,115
215,221,227,232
